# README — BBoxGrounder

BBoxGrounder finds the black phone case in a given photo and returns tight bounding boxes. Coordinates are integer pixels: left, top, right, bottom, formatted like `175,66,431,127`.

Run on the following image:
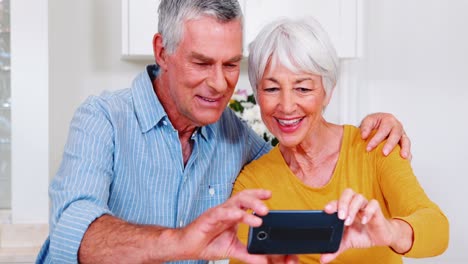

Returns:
247,210,344,254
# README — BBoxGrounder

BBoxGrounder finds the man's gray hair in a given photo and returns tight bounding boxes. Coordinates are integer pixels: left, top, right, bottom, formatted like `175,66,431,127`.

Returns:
158,0,243,54
248,17,340,101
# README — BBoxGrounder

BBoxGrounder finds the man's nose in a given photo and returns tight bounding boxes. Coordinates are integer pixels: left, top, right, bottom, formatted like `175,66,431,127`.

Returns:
207,65,228,92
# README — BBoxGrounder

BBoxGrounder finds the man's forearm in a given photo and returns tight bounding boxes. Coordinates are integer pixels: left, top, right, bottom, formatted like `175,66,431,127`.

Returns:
78,214,184,264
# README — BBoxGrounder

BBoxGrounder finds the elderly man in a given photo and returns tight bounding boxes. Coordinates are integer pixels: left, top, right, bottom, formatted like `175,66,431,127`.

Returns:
36,1,410,263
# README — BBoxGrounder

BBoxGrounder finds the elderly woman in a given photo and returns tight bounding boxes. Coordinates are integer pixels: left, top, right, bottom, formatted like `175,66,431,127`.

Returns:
231,18,449,264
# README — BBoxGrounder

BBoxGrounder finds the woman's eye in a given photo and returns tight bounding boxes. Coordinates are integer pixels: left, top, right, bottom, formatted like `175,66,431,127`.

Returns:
264,87,279,93
296,87,312,93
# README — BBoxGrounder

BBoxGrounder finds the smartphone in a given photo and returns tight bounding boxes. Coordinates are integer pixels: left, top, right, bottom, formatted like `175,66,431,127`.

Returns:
247,210,344,254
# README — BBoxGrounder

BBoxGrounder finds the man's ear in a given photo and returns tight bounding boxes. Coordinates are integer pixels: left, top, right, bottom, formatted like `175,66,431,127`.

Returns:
153,33,167,69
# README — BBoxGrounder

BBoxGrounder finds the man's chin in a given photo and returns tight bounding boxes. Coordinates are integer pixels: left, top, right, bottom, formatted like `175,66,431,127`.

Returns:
194,112,224,126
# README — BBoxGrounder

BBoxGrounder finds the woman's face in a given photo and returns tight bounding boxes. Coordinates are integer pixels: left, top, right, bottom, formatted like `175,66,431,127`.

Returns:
257,62,329,147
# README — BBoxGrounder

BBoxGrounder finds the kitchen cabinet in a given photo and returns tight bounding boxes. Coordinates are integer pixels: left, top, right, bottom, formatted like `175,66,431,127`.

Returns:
121,0,362,59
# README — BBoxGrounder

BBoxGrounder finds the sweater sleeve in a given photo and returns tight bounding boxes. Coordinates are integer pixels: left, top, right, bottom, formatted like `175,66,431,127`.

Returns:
376,144,449,257
230,167,256,264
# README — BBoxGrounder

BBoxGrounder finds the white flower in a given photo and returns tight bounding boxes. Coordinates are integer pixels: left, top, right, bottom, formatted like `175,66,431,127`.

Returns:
251,122,267,137
241,103,260,123
230,89,276,144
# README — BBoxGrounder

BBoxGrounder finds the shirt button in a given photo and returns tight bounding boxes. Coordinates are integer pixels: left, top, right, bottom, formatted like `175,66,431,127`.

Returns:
209,187,215,196
162,120,167,126
179,220,184,227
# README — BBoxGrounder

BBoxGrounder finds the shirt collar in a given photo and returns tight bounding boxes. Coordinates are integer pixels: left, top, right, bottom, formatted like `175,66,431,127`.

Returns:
132,64,212,140
131,65,167,133
198,126,211,140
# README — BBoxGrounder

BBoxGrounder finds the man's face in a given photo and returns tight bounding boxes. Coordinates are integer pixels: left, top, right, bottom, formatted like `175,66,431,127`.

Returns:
160,16,243,128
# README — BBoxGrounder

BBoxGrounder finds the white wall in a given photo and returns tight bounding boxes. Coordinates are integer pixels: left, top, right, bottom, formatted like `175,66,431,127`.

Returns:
358,0,468,263
49,0,146,175
48,0,467,263
10,0,49,223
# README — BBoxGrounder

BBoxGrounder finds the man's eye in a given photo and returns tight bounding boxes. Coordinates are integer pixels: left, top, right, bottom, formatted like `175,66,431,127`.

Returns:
195,62,209,66
225,64,238,68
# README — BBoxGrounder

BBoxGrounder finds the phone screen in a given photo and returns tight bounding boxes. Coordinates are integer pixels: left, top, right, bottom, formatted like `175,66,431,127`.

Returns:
270,227,333,241
247,210,344,254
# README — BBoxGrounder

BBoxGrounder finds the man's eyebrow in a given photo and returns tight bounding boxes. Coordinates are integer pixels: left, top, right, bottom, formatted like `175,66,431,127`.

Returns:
191,52,243,64
225,55,243,63
191,52,214,62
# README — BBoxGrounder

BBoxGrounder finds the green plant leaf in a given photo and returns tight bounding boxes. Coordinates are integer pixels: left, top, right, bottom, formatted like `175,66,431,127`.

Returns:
229,100,244,113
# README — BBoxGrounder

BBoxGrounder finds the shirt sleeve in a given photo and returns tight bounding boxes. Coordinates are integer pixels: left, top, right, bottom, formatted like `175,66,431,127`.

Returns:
225,108,271,163
247,126,271,161
376,144,449,257
48,97,115,263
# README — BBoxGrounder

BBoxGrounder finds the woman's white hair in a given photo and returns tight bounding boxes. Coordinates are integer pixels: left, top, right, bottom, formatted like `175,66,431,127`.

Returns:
248,17,340,100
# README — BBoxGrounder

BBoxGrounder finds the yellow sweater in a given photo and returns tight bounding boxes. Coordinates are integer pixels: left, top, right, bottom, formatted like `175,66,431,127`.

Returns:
231,125,448,264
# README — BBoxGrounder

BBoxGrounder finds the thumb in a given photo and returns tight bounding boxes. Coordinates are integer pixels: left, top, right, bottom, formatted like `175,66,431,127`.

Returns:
320,242,347,264
320,252,339,264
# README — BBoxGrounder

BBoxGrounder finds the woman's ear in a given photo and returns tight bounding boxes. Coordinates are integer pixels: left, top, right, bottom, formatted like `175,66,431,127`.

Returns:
321,77,335,108
153,33,167,69
323,87,335,108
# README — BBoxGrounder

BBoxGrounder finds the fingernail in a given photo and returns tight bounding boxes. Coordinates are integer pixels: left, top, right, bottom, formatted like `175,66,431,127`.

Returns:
362,216,368,224
366,146,372,152
383,148,389,156
345,216,352,226
338,210,345,219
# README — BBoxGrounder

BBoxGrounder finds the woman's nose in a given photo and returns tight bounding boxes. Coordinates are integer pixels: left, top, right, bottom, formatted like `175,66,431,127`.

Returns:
279,91,296,113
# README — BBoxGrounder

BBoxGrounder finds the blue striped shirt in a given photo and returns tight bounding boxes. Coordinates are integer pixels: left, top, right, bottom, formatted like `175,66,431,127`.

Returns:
36,65,271,264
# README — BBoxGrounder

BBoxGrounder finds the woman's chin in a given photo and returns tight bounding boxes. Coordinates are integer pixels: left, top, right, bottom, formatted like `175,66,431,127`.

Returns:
275,136,302,148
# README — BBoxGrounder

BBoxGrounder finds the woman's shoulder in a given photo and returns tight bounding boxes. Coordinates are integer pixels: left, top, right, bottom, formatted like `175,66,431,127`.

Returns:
243,146,283,173
234,146,289,193
236,146,284,183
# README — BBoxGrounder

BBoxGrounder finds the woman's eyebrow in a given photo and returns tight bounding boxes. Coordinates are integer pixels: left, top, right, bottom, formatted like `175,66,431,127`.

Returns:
295,77,312,84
